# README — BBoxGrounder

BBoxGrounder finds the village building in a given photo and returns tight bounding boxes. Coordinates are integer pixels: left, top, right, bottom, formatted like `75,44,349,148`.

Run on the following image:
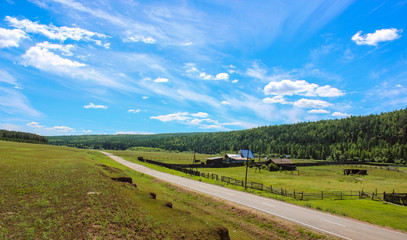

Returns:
225,149,255,164
270,158,296,170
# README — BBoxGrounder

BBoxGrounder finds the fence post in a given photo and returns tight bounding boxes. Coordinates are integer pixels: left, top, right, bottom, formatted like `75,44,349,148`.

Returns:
341,191,342,200
294,189,296,199
321,191,323,200
270,185,273,193
301,191,304,200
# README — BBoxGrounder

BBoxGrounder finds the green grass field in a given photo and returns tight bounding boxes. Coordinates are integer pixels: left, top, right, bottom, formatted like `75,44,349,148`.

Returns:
108,149,407,232
1,141,332,239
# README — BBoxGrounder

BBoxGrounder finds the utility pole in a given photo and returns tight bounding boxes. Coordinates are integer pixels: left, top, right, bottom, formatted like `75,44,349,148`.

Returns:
244,148,249,191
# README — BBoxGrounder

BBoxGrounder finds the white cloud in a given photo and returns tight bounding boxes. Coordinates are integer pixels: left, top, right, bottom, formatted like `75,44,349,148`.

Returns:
21,42,86,70
26,121,74,133
263,95,290,104
293,98,331,108
154,77,169,83
124,34,157,44
37,41,75,56
184,63,230,81
352,28,402,46
315,85,344,97
27,121,43,128
150,112,190,122
221,101,231,105
190,112,209,118
6,16,108,45
142,96,149,99
82,130,92,133
264,79,343,97
215,72,229,80
332,112,350,117
150,112,227,130
308,109,329,114
128,109,141,113
84,102,108,109
232,79,239,83
0,27,28,48
50,126,74,132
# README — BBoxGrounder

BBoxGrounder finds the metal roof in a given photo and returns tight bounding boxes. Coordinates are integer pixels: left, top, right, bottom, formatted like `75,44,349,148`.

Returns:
238,149,255,159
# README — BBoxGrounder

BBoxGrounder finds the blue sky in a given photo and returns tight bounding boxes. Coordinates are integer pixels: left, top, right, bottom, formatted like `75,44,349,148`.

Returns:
0,0,406,136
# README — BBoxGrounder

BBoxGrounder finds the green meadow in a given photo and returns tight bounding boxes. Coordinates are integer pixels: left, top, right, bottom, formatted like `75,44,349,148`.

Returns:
109,149,407,232
0,141,332,239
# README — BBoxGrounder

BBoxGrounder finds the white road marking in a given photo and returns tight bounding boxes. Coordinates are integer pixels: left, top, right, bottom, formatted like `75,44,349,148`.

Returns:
321,219,346,227
261,202,275,207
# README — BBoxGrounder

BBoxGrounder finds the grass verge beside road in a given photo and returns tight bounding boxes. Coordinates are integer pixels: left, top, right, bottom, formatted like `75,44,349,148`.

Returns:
109,150,407,232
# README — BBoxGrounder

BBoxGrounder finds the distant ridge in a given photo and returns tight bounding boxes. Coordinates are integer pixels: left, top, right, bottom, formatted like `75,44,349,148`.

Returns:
49,108,407,163
0,129,48,144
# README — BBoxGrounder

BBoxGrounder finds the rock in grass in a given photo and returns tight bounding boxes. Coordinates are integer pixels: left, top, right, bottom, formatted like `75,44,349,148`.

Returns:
165,202,173,208
150,192,156,199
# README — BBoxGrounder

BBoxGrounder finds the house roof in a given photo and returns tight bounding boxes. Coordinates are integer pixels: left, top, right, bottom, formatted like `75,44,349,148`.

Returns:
271,158,293,165
238,149,255,159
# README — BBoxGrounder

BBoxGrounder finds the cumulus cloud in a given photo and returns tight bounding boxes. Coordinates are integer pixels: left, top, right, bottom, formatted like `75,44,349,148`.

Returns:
190,112,209,118
184,63,230,81
215,72,229,80
332,112,350,117
26,121,74,133
293,98,331,108
154,77,169,83
6,16,108,46
128,109,141,113
150,112,190,122
308,109,329,114
150,112,226,129
232,79,239,83
27,121,43,128
0,27,28,48
21,42,86,70
263,95,290,104
123,34,156,44
264,79,343,97
352,28,402,46
84,102,108,109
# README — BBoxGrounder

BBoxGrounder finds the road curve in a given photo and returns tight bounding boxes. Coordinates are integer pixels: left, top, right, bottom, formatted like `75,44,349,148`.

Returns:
101,151,407,240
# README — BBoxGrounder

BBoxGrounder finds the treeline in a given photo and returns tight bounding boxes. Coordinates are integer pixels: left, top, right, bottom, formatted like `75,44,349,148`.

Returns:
49,108,407,164
0,130,48,144
48,132,205,150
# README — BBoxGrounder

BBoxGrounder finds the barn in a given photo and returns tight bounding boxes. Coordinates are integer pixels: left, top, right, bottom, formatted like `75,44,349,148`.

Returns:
270,158,296,170
206,157,224,166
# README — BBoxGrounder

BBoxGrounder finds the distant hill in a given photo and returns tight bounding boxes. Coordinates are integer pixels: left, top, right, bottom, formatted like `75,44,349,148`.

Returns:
49,108,407,163
0,129,48,144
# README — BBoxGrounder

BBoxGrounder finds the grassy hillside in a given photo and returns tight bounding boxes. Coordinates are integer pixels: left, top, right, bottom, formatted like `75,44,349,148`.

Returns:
0,141,331,239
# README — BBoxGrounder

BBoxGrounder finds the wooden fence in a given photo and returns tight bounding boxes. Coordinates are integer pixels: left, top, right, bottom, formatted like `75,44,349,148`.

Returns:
139,157,405,204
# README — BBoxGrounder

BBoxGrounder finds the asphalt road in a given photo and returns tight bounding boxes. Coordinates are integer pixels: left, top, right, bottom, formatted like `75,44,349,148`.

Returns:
101,151,407,240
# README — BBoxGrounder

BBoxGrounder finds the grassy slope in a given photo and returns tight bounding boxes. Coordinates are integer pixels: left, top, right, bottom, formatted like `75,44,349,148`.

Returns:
109,150,407,232
0,141,331,240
